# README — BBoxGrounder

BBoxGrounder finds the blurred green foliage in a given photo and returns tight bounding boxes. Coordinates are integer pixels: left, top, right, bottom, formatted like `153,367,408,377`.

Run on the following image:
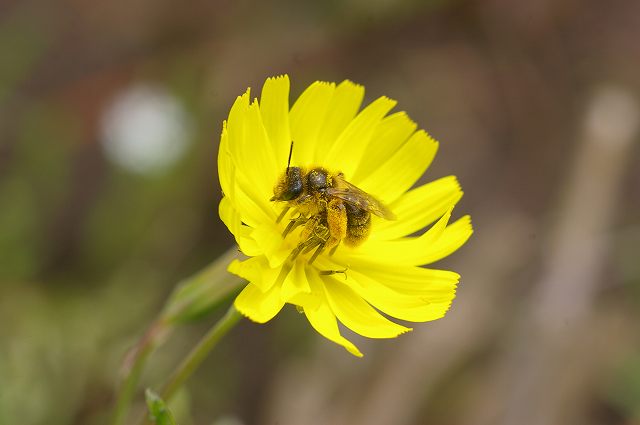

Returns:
0,103,75,279
607,353,640,420
0,6,49,103
145,389,176,425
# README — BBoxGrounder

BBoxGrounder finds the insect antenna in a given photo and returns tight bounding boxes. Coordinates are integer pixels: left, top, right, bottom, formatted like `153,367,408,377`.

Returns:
286,141,294,174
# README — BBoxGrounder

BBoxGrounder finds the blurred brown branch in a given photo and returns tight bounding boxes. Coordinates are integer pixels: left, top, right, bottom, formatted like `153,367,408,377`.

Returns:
484,86,639,425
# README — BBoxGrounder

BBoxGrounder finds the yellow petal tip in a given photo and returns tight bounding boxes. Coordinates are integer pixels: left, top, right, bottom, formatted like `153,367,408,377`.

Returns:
342,339,364,357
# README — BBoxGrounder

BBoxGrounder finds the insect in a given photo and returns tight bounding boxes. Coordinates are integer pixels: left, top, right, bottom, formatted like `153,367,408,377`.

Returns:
271,143,396,264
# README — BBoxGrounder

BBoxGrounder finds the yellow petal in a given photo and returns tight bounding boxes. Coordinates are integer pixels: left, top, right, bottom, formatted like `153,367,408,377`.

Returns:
336,207,452,265
220,131,266,229
217,121,233,197
314,255,457,322
225,91,274,227
289,81,336,165
313,80,365,163
322,275,411,338
226,89,251,165
234,282,284,324
218,139,267,233
358,129,438,204
218,197,261,256
280,260,311,302
260,75,292,172
318,253,460,298
345,267,457,322
368,266,459,300
351,111,417,184
372,176,463,240
230,175,272,229
286,271,321,312
301,268,361,355
322,96,397,178
227,256,281,292
250,224,291,268
338,209,472,266
304,299,363,357
235,100,278,209
418,215,473,264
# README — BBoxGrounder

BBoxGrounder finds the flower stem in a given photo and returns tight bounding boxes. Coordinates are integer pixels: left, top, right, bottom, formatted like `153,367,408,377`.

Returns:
111,321,168,425
111,248,244,425
161,305,243,402
111,343,153,425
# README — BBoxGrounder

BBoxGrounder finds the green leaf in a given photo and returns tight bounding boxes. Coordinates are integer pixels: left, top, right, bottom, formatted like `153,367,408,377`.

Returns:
145,389,176,425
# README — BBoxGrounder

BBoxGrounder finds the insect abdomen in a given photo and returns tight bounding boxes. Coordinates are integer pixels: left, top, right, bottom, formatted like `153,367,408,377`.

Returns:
344,203,371,247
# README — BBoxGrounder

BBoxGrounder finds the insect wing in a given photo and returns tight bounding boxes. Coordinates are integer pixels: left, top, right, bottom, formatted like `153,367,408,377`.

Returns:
327,177,396,220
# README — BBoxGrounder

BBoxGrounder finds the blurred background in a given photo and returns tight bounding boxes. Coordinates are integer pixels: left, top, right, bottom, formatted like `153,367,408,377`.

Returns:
1,0,640,424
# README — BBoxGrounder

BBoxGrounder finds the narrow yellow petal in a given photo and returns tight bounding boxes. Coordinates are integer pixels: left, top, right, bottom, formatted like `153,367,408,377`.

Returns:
322,275,411,338
301,268,361,356
314,255,458,322
234,283,284,324
219,131,259,227
218,149,265,232
370,266,460,301
225,90,275,227
236,100,278,209
338,207,452,265
304,299,363,357
280,261,311,302
313,80,365,163
260,75,292,171
372,176,463,240
298,265,330,310
218,197,261,256
347,269,456,322
351,112,417,184
289,81,336,165
217,121,233,197
318,254,460,298
227,256,282,292
322,96,397,178
250,224,291,268
226,89,251,165
230,176,272,229
358,129,438,204
338,209,472,266
418,215,473,264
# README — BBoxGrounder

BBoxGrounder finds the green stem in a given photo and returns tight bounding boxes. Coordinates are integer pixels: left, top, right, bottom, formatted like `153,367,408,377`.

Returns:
110,248,244,425
111,321,167,425
161,305,243,402
111,346,151,425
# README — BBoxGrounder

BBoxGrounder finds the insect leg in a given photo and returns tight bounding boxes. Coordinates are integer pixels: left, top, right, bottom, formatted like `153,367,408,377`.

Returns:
282,214,307,238
319,268,348,278
288,243,305,261
289,236,321,261
276,206,290,223
308,243,326,264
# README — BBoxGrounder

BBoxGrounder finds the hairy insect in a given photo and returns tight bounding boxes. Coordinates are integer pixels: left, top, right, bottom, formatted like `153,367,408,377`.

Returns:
271,143,395,263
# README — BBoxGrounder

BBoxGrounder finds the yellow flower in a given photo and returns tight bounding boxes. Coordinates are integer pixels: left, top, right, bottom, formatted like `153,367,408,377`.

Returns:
218,75,472,356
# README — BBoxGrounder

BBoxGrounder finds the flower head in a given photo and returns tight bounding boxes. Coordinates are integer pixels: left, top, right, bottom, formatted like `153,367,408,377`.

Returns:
218,75,472,356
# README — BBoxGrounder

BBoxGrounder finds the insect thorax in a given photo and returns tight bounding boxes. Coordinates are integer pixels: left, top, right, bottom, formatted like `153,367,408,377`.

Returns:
306,167,331,192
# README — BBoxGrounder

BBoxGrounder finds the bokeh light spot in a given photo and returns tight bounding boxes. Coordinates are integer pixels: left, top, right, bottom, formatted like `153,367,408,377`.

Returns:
100,83,191,175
